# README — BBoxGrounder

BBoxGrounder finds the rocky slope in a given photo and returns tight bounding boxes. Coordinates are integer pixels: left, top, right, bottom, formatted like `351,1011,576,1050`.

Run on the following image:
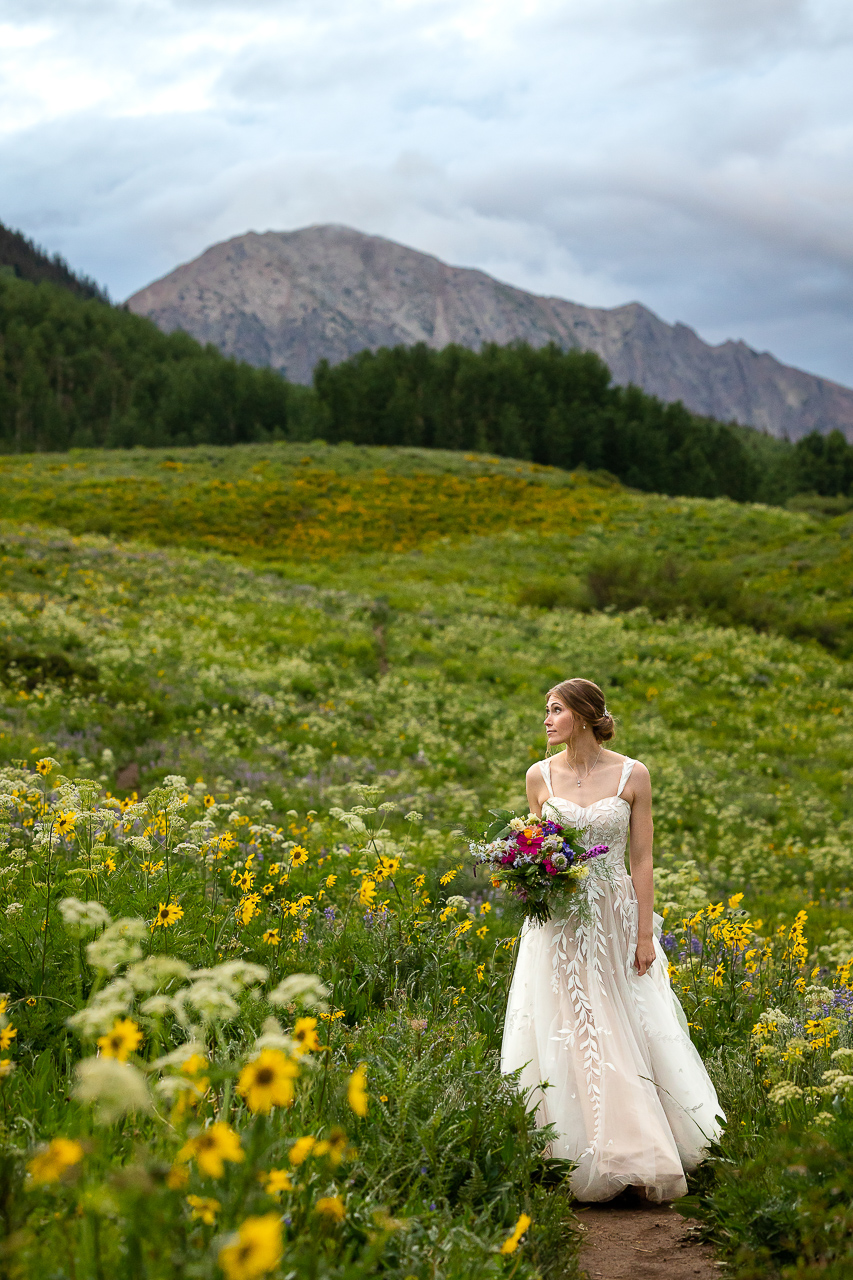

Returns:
127,225,853,440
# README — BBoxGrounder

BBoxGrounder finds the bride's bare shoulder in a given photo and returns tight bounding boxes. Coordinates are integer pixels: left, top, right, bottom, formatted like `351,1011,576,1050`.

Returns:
526,759,547,781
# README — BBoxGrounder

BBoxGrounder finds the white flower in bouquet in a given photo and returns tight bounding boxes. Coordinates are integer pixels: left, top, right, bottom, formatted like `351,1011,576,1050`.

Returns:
509,818,526,832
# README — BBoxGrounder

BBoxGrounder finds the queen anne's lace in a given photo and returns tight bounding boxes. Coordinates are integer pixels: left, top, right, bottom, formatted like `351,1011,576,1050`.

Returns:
501,755,724,1203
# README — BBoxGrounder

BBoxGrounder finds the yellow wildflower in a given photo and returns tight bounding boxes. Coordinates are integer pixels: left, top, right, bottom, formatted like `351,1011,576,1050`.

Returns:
288,1136,316,1166
260,1168,292,1196
178,1122,244,1179
0,1027,17,1051
292,1017,323,1055
237,1050,299,1114
315,1195,345,1222
151,901,183,931
219,1213,282,1280
291,846,309,867
500,1213,532,1254
358,879,376,908
347,1063,368,1117
187,1194,220,1224
27,1137,84,1185
97,1018,143,1062
262,929,281,947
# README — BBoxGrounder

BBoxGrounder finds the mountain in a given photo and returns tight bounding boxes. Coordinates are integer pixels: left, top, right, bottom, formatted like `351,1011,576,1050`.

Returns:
127,225,853,441
0,219,109,302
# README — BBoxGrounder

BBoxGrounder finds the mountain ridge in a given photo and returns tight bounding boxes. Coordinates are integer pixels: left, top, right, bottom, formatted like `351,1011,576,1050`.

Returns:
127,224,853,441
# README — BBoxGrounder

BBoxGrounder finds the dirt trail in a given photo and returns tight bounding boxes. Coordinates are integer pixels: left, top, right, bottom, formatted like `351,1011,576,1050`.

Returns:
577,1198,722,1280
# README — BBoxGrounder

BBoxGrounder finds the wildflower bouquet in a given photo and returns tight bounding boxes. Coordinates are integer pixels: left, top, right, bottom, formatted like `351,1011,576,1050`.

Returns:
470,810,612,926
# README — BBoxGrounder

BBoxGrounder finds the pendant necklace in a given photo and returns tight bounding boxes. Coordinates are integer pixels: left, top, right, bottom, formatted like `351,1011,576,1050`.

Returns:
566,743,603,788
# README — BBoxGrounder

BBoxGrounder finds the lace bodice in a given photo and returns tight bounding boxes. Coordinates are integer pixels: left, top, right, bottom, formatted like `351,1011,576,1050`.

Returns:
539,756,635,869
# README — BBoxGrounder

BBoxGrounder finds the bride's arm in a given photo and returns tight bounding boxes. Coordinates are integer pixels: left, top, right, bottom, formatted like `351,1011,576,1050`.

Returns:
525,764,546,817
627,762,656,976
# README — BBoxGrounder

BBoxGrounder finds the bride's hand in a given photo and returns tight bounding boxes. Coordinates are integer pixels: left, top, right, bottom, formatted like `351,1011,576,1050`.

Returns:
635,938,656,977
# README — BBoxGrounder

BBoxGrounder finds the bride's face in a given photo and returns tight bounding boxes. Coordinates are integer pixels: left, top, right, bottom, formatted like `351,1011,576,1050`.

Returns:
544,696,577,745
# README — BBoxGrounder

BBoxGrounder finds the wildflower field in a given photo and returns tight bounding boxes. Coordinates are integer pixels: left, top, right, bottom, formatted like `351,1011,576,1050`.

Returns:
2,442,853,1278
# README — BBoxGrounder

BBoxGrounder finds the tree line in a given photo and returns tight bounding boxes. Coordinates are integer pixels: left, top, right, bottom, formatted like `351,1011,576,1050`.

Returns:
1,271,853,507
313,343,853,505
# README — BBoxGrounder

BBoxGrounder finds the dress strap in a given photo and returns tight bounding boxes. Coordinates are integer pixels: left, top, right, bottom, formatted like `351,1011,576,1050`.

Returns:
538,758,555,797
616,757,636,798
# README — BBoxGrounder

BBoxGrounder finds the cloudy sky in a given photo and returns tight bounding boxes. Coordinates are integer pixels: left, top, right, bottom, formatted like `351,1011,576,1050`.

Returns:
3,0,853,383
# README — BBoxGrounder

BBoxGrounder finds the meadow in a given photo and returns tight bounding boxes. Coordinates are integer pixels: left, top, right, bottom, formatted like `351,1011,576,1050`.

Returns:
1,443,853,1278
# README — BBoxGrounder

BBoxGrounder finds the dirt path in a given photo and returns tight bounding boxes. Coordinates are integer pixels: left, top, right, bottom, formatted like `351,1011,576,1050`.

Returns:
577,1197,723,1280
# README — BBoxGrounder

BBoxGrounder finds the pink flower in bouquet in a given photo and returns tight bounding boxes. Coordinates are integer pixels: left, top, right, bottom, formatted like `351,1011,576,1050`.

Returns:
515,827,544,855
584,844,608,860
542,856,560,877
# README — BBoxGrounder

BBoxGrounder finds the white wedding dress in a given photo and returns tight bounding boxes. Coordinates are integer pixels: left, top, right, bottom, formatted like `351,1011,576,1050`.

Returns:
501,756,723,1202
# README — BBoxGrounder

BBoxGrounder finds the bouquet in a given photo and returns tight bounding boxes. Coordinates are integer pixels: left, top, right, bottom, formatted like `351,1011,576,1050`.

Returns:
470,810,611,926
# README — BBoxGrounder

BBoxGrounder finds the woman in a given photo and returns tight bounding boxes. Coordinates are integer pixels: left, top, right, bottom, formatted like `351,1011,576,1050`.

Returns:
500,677,723,1202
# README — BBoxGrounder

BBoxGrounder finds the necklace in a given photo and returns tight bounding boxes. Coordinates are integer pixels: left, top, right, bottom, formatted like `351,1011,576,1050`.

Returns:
565,744,603,788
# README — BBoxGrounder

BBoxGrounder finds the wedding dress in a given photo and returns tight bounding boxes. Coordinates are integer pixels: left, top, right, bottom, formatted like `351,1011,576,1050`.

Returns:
500,756,723,1202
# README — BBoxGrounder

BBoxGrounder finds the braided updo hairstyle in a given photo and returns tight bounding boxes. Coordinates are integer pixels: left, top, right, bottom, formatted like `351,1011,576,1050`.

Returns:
547,678,615,743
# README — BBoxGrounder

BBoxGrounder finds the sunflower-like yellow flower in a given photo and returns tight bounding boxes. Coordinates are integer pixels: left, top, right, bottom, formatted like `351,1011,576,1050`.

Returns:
292,1017,323,1055
177,1122,244,1179
315,1195,345,1222
0,1027,16,1051
347,1063,368,1117
358,879,376,908
219,1213,282,1280
237,1049,299,1114
27,1137,84,1185
152,901,183,931
235,894,261,926
262,929,280,947
288,1135,316,1166
500,1212,532,1254
35,759,53,777
186,1194,220,1224
97,1018,143,1062
260,1168,292,1196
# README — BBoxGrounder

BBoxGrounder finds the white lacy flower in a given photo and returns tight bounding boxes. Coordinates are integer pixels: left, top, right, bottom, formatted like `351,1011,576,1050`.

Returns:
268,973,330,1011
149,1041,206,1071
253,1016,297,1053
67,979,135,1038
831,1047,853,1064
59,897,112,935
185,981,240,1024
74,1057,152,1123
126,956,190,993
125,836,153,855
191,961,267,991
86,918,147,972
4,903,23,918
768,1081,804,1105
445,895,469,912
139,995,178,1018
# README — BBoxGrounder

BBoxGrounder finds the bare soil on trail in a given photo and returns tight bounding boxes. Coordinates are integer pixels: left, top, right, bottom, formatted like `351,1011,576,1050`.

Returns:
577,1197,723,1280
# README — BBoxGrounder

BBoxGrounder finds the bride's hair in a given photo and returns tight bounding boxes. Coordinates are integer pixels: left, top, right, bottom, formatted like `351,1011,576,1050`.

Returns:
547,678,615,743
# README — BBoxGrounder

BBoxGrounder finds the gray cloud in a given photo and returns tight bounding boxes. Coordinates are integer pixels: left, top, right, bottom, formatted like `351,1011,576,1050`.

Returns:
2,0,853,383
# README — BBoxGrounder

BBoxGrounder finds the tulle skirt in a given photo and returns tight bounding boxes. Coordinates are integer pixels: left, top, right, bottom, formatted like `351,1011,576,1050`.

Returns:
500,875,724,1202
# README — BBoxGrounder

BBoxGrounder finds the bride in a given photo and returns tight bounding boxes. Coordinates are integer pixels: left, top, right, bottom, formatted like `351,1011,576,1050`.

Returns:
500,677,723,1202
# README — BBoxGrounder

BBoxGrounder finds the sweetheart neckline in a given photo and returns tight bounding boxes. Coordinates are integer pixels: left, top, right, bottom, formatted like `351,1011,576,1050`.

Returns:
545,795,631,813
